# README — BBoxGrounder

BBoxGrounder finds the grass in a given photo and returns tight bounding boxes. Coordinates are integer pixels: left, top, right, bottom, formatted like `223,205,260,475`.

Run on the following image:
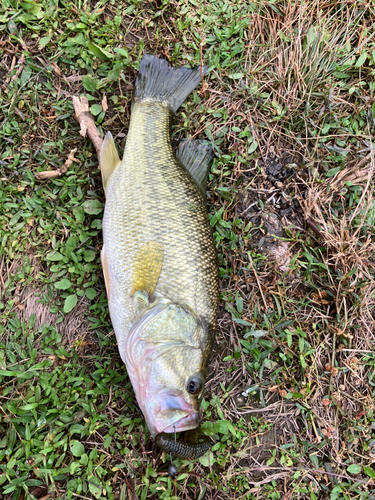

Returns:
1,0,375,498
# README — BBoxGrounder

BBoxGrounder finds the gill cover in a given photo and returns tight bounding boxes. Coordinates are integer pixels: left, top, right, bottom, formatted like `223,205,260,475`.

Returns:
123,300,207,438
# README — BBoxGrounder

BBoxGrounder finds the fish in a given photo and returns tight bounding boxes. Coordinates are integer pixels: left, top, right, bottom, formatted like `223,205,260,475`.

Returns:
100,54,219,457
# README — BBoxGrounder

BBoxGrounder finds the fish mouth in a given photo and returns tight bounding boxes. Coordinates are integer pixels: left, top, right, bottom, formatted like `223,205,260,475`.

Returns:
155,411,199,435
146,391,199,437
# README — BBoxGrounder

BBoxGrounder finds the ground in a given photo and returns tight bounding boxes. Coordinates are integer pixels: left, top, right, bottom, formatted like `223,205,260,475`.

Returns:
1,0,375,499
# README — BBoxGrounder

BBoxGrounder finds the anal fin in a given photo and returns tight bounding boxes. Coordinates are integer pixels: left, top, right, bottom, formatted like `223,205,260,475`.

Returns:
131,241,164,299
100,132,120,193
176,140,213,200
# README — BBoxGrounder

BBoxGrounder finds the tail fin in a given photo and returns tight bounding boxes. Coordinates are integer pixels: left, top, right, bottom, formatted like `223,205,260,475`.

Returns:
134,54,207,113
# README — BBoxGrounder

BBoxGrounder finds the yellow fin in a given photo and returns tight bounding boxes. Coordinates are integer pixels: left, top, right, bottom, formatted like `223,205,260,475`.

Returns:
101,246,111,301
131,242,164,299
100,132,120,192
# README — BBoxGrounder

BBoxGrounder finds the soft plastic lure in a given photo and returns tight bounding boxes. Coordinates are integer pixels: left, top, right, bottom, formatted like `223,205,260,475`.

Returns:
155,432,211,460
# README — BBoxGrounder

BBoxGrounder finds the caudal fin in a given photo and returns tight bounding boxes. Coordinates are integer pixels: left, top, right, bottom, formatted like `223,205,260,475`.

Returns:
134,54,207,113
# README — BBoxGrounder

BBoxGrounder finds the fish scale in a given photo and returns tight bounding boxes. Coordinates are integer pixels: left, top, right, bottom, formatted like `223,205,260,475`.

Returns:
104,102,218,357
100,54,218,454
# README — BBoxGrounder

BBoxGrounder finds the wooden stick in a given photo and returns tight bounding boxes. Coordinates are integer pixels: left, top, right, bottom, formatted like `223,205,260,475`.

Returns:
35,96,103,180
72,95,103,157
35,148,78,180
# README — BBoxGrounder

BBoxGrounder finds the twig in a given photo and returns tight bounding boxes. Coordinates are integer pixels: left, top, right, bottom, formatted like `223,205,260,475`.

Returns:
248,254,268,311
310,415,322,443
70,493,92,500
305,218,325,241
342,349,373,353
72,95,103,157
35,148,78,180
11,53,25,82
5,55,16,83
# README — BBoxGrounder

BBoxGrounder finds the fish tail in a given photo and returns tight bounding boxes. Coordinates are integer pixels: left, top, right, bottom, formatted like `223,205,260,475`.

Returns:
134,54,207,113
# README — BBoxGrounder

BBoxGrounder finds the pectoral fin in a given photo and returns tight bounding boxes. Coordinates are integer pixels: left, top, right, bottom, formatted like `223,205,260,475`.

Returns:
100,132,120,193
176,140,213,200
131,241,164,299
101,246,111,301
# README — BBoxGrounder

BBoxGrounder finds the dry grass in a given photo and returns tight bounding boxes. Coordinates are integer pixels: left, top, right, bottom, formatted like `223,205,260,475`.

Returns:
303,150,375,337
193,0,375,494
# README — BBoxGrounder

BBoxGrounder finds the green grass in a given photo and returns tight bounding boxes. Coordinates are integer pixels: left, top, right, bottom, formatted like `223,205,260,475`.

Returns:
1,0,375,499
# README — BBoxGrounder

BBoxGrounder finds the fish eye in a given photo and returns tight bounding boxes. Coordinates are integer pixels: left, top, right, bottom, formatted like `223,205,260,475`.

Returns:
187,377,202,395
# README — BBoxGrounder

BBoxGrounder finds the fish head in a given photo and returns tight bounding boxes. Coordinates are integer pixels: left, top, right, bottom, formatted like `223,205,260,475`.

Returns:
124,300,208,438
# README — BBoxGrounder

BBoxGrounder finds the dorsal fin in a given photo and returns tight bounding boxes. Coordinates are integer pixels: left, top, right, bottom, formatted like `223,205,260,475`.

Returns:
131,241,164,299
100,132,120,193
176,140,213,200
